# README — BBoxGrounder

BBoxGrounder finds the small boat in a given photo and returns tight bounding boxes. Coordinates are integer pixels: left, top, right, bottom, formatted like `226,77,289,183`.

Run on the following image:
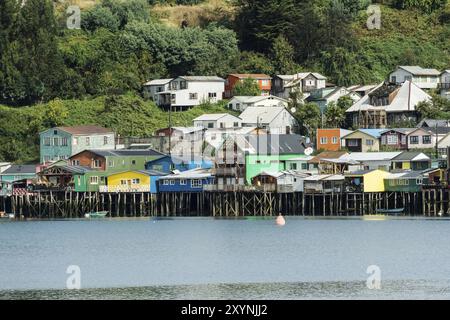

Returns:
85,211,108,219
276,214,286,226
375,208,404,216
0,212,15,220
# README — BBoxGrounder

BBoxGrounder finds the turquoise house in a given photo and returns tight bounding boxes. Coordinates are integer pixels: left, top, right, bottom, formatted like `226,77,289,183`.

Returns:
39,125,115,164
0,165,38,183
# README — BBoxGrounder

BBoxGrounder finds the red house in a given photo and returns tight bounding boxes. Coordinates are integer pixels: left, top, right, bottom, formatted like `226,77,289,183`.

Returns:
225,74,272,98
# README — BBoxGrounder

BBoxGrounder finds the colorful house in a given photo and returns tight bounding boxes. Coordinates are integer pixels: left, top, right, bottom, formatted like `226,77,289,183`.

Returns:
69,149,165,173
100,170,166,193
341,129,383,152
317,129,353,152
391,152,431,171
0,165,38,183
145,155,212,173
380,128,414,151
37,163,91,190
303,175,345,193
158,169,214,193
74,171,109,192
251,171,310,193
345,169,391,193
244,134,308,184
225,74,272,98
384,171,424,192
39,126,115,164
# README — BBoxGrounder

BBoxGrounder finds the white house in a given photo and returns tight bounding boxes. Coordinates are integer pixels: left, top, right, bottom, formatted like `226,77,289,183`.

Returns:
143,79,173,102
440,70,450,100
306,87,361,111
239,106,298,134
193,113,242,129
156,76,225,111
227,95,288,112
389,66,441,90
272,72,327,100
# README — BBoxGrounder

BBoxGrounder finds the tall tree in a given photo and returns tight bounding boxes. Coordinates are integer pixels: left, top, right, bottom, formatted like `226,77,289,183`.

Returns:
271,35,299,74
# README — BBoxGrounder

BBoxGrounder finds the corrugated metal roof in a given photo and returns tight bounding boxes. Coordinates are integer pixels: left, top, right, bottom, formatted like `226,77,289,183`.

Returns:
1,165,37,175
53,125,114,135
392,152,431,162
239,106,286,124
245,134,306,155
399,66,441,76
340,152,401,162
193,113,240,121
144,79,173,86
86,149,166,158
178,76,225,82
229,74,272,80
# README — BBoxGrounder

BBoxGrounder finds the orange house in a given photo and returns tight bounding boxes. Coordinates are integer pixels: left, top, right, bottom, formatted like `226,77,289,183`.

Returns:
317,129,353,152
225,74,272,98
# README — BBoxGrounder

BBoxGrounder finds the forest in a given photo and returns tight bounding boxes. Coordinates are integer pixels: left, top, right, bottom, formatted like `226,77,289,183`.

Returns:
0,0,449,163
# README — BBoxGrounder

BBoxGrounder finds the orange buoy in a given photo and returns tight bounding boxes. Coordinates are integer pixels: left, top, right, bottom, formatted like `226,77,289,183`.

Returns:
276,214,286,226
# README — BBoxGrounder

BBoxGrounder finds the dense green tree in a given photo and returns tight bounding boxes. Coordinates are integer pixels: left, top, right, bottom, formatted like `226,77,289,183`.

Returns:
270,35,299,74
233,51,275,75
293,101,322,137
324,102,346,128
232,78,262,96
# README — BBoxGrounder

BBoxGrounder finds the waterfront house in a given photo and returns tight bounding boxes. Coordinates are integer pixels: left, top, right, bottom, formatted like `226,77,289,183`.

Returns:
39,126,115,164
272,72,327,100
244,134,307,184
0,165,38,184
251,171,310,193
380,129,413,151
227,95,288,112
384,171,425,193
225,74,272,98
308,151,349,174
158,168,214,193
346,81,430,129
389,66,441,90
193,114,242,129
316,129,353,152
156,76,225,111
306,87,360,112
239,106,299,134
73,170,109,192
37,162,91,191
440,70,450,100
285,156,316,172
0,181,12,196
69,149,165,173
345,169,390,193
391,152,431,171
341,129,383,152
100,170,167,193
339,152,402,172
145,155,212,173
303,175,345,193
143,78,173,102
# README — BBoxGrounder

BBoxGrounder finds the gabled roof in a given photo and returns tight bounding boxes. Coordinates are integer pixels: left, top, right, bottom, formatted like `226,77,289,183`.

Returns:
339,152,401,162
304,174,345,181
392,152,431,162
381,128,415,135
245,134,306,155
418,119,450,128
228,74,272,80
239,106,288,124
71,149,166,159
193,113,241,121
144,79,173,86
162,168,212,180
177,76,225,82
46,125,114,135
309,151,348,164
230,95,288,104
1,165,37,175
342,129,384,139
397,66,441,76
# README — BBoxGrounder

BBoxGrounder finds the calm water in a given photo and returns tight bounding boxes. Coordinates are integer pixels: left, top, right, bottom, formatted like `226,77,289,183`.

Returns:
1,217,450,299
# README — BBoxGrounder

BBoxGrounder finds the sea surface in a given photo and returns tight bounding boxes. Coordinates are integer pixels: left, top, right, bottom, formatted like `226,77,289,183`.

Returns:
1,217,450,299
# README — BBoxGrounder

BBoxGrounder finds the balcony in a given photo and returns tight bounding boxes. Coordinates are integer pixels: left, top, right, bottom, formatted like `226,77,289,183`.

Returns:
213,167,245,177
438,83,450,89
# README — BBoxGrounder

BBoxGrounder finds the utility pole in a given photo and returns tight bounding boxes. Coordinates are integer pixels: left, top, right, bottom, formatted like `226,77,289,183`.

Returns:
168,103,172,156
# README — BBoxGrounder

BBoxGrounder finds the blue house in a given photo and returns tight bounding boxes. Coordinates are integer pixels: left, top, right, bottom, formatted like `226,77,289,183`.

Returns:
158,169,214,193
145,155,212,173
0,165,38,183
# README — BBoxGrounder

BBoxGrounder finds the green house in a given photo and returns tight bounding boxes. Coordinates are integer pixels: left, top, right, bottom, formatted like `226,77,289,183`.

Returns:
384,171,424,192
74,171,109,192
39,126,115,164
244,134,307,184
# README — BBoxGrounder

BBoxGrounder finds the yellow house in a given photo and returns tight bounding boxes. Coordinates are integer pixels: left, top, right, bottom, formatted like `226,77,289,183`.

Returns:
341,129,382,153
345,169,391,193
102,170,164,193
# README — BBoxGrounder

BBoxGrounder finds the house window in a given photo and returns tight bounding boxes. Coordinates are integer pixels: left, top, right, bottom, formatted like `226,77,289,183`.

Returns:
387,135,398,145
44,137,51,146
405,75,412,81
332,137,338,144
207,123,214,129
92,160,101,168
72,160,80,166
366,139,374,146
170,180,175,186
423,136,432,144
233,122,239,127
108,160,114,167
152,165,163,171
220,123,225,129
132,179,140,185
61,138,68,146
391,76,397,83
208,92,217,98
301,163,308,170
291,163,298,170
191,179,202,188
120,180,127,185
73,137,79,146
189,93,198,100
104,136,109,145
348,139,359,147
77,176,81,185
131,160,137,165
54,138,59,146
90,176,99,185
180,81,187,89
163,180,169,185
236,103,241,110
228,103,233,109
180,180,187,185
86,137,90,146
171,94,176,103
410,136,419,144
416,178,423,185
261,80,270,86
320,137,328,145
